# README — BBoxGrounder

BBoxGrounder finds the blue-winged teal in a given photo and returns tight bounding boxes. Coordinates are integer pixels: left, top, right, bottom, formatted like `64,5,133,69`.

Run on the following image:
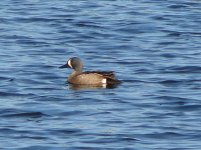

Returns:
59,57,121,86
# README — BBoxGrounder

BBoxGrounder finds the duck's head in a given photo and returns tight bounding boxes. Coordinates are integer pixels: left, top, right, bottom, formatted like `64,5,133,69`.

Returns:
59,57,83,72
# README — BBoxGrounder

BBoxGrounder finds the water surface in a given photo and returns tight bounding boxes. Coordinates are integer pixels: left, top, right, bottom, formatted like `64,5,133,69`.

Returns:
1,0,201,149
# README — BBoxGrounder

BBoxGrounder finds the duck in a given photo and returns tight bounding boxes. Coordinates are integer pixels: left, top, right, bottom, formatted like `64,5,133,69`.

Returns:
59,57,121,86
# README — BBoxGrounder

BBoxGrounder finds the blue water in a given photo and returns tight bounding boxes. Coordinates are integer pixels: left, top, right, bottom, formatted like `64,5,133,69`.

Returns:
1,0,201,149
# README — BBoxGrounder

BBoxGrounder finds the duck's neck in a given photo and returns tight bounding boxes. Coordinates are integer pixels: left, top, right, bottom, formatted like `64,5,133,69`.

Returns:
75,68,82,74
69,69,82,79
72,70,82,75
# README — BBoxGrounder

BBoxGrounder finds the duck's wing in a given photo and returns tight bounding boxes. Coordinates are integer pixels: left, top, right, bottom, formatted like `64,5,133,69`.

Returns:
94,71,121,84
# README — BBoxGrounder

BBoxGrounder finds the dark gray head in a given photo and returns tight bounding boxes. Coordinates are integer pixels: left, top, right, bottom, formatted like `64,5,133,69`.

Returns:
59,57,83,72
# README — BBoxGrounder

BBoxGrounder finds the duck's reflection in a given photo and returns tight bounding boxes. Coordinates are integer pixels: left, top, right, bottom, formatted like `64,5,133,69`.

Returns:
68,83,119,90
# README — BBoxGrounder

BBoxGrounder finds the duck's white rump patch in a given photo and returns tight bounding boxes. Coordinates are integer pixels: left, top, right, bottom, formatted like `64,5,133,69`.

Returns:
102,79,107,84
102,79,107,88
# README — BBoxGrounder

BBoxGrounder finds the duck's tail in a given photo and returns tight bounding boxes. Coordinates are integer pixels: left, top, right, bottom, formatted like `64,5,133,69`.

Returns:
106,77,122,85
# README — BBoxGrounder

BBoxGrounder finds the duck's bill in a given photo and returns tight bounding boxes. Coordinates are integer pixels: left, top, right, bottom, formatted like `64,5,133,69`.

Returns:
59,64,69,68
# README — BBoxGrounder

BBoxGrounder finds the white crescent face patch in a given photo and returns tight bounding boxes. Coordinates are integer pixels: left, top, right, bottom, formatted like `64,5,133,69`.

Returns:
67,59,72,68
